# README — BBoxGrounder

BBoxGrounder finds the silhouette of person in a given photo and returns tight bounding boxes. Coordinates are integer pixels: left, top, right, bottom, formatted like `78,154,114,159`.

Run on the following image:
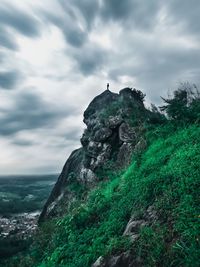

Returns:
107,83,109,90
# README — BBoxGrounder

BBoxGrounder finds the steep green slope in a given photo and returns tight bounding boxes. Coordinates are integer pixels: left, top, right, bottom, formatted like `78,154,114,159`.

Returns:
10,123,200,267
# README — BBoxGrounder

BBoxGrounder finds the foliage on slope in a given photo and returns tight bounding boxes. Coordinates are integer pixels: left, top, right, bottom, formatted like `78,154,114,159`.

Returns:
6,122,200,267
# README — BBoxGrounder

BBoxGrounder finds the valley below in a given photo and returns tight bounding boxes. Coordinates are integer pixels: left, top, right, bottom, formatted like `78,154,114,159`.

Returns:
0,175,57,261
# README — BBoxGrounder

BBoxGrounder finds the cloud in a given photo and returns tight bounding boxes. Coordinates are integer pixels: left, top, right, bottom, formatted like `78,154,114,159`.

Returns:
12,139,36,147
100,0,161,29
58,0,100,30
72,45,107,75
0,3,41,38
0,71,21,89
64,27,87,48
58,0,160,31
62,127,82,142
40,0,98,49
48,0,160,51
166,0,200,35
0,91,78,136
41,11,87,48
101,0,133,21
0,27,18,50
108,38,200,104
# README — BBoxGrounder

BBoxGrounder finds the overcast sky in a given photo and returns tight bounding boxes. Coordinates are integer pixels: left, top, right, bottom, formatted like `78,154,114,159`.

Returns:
0,0,200,175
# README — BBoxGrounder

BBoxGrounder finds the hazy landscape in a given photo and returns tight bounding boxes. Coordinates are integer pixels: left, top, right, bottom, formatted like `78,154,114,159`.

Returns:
0,175,57,216
0,175,57,260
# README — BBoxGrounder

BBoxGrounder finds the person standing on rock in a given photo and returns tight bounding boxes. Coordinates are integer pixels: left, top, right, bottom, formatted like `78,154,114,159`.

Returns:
107,83,109,90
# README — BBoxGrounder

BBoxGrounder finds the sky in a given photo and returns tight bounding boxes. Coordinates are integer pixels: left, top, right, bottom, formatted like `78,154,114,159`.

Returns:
0,0,200,175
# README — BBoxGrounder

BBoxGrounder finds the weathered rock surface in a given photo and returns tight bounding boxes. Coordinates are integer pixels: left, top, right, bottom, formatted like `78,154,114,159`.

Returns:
39,88,150,222
92,251,142,267
123,219,147,242
119,123,136,143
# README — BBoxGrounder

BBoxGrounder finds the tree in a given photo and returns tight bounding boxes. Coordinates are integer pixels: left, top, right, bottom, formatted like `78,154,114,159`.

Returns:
160,82,200,122
132,88,146,102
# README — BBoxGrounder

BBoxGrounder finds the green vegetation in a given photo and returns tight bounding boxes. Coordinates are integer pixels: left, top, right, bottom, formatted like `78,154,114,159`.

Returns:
0,236,32,260
4,85,200,266
160,82,200,123
7,123,199,267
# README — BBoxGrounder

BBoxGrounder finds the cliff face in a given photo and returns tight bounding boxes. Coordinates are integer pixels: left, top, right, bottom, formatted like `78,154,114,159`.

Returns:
39,88,149,222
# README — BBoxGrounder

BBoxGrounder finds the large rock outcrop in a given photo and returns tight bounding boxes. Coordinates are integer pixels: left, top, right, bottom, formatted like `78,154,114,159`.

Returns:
39,88,149,222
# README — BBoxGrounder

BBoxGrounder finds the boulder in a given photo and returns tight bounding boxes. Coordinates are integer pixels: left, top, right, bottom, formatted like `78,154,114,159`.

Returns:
117,143,134,168
123,218,148,242
91,252,140,267
93,128,113,142
92,256,104,267
106,116,123,129
134,138,147,154
119,123,136,143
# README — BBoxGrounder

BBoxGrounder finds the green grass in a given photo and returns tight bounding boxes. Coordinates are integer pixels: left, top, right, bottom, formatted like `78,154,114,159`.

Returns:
7,124,200,267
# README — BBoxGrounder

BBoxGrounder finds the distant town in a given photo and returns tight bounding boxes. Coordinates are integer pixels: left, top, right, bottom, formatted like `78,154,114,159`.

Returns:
0,212,39,239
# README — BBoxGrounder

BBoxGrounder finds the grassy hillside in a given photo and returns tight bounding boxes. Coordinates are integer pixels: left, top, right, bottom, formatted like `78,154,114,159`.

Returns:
8,123,200,267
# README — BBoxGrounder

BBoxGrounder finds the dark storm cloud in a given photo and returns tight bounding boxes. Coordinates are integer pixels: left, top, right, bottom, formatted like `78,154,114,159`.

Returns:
101,0,132,21
0,71,21,89
45,0,159,78
58,0,100,30
0,3,41,38
61,127,82,141
0,91,77,136
42,11,87,48
108,41,200,104
167,0,200,35
11,127,81,147
73,45,107,75
40,4,104,75
58,0,160,31
12,139,36,147
0,27,18,50
100,0,161,29
64,28,86,48
53,0,160,50
0,52,5,63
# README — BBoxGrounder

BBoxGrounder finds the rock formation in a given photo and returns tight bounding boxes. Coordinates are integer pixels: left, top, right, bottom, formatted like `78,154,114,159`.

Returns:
39,88,150,222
